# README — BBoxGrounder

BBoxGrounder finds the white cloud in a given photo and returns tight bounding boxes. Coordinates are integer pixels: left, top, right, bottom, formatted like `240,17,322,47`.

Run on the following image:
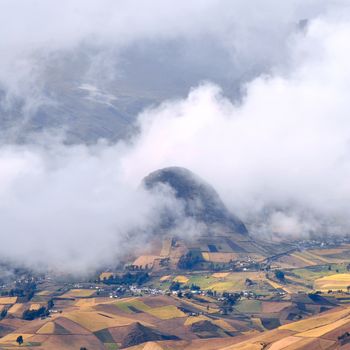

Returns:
1,1,350,272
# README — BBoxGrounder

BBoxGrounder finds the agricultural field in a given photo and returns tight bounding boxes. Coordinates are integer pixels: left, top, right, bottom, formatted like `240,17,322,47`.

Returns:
314,273,350,292
114,298,186,319
0,297,17,305
0,293,260,349
290,264,348,288
60,288,96,298
153,271,274,293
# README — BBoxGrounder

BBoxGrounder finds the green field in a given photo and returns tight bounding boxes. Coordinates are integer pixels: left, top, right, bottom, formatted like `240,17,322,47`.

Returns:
291,264,347,286
234,300,262,313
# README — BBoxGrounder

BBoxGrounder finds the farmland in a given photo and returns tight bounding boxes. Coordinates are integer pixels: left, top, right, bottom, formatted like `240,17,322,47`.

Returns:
0,240,349,349
314,273,350,291
60,289,96,298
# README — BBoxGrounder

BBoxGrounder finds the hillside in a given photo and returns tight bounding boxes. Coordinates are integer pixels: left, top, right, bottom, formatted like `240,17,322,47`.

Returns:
143,167,248,235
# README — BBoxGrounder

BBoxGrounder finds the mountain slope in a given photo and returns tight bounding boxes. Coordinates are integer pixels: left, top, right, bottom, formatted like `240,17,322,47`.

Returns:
143,167,248,235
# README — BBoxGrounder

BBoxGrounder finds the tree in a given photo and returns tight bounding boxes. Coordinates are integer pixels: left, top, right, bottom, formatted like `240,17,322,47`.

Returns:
47,299,54,310
22,306,48,320
190,284,200,291
16,335,23,346
177,250,203,269
169,281,181,291
274,270,285,281
0,308,7,319
245,278,253,286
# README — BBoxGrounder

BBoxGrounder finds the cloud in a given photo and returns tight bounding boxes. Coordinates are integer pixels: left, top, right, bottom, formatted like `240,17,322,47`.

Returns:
1,1,350,272
0,1,331,107
122,15,350,237
0,141,167,274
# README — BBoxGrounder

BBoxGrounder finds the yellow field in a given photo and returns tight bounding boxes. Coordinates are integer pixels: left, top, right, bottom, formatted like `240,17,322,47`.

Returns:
29,303,42,311
173,275,189,283
0,297,17,305
99,272,114,280
147,305,186,319
297,317,350,337
279,307,350,332
75,298,111,307
223,342,264,350
314,273,350,291
37,290,52,296
8,303,24,314
267,280,292,293
37,321,56,334
115,299,186,320
204,272,264,292
65,310,135,332
212,272,230,278
205,281,237,292
142,342,166,350
61,289,96,298
160,275,171,282
176,298,219,314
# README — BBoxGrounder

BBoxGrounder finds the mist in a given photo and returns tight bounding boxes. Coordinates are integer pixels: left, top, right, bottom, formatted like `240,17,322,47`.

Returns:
1,1,350,272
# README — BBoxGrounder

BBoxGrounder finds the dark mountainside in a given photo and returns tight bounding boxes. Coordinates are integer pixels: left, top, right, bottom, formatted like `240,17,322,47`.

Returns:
143,167,248,235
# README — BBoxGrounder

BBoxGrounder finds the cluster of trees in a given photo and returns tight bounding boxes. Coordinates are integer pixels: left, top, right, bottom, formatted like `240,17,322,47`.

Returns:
177,251,203,270
169,282,200,292
22,299,54,321
1,282,37,301
0,308,7,320
101,272,150,286
220,292,241,315
274,270,285,281
22,306,49,320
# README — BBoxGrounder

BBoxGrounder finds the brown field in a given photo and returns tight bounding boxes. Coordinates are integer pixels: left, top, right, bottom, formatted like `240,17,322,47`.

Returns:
274,255,310,268
146,305,186,320
290,253,317,266
261,301,292,313
202,252,238,263
184,315,210,326
132,255,160,269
